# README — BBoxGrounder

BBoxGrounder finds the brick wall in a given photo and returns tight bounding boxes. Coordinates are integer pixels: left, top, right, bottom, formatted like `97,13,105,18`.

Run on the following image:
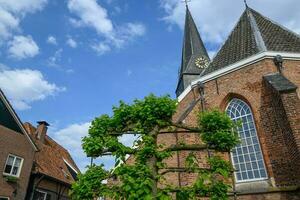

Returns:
0,125,35,200
161,57,300,197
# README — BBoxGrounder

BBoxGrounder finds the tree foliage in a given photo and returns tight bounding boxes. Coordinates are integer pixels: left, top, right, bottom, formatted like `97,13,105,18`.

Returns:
71,94,239,200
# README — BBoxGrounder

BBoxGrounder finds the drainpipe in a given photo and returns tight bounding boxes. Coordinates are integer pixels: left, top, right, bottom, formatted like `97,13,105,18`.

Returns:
196,82,205,112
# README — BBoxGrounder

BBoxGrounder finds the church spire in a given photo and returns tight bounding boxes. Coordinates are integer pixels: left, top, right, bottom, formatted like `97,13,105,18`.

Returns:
176,6,210,97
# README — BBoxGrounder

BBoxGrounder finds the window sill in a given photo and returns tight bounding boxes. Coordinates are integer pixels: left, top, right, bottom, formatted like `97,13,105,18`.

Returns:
235,179,270,194
3,174,19,183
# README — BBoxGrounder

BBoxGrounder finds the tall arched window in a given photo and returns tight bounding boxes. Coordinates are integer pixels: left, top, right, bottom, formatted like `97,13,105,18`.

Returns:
226,98,267,182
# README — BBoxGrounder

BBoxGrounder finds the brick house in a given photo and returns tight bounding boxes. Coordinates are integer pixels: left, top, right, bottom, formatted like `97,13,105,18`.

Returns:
24,122,80,200
0,89,38,200
160,4,300,199
0,89,80,200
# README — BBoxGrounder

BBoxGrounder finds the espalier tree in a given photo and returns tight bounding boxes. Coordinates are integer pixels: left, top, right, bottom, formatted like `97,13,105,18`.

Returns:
71,94,239,200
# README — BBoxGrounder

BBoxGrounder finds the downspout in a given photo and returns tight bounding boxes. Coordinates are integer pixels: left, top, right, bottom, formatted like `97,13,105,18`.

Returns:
196,82,205,112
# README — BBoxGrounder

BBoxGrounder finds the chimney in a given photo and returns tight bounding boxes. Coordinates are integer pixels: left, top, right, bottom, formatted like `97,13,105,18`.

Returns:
36,121,50,143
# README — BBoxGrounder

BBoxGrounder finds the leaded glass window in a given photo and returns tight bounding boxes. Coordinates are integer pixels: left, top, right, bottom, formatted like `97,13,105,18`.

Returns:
226,98,267,182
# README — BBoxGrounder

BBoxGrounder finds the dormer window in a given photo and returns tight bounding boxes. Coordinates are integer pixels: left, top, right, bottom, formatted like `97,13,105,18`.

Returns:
3,154,24,177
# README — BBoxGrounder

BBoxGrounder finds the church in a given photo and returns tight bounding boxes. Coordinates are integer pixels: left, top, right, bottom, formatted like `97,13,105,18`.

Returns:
163,2,300,199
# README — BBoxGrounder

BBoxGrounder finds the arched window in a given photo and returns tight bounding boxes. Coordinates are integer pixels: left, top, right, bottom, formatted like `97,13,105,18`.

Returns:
226,98,267,182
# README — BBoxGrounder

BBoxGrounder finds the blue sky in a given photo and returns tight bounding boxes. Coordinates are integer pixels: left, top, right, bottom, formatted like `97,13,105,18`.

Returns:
0,0,299,171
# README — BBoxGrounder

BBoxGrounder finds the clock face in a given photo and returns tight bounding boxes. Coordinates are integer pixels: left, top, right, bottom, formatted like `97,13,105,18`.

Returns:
195,56,209,69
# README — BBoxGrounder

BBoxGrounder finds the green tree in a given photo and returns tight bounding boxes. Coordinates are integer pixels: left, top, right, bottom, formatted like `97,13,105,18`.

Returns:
71,94,239,200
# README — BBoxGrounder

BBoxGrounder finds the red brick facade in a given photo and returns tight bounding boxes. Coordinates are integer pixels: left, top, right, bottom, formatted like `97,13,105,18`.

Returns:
0,125,35,200
162,58,300,199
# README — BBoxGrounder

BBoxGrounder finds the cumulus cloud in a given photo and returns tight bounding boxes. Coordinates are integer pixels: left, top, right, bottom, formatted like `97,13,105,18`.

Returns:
120,23,146,38
160,0,300,48
51,122,91,171
47,35,57,45
91,42,111,55
68,0,113,35
8,35,39,59
0,66,65,110
66,37,77,48
51,122,138,171
0,0,47,41
67,0,146,55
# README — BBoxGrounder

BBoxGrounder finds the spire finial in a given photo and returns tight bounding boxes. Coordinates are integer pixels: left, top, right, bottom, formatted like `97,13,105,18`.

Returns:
182,0,191,7
244,0,248,8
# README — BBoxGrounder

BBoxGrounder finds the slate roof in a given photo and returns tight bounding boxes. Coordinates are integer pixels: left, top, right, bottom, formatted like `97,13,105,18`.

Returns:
264,73,298,92
202,7,300,76
24,123,80,185
180,6,210,75
176,6,210,96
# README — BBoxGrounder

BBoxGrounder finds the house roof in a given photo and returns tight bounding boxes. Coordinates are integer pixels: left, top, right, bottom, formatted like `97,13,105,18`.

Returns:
24,123,80,185
0,89,38,151
202,7,300,76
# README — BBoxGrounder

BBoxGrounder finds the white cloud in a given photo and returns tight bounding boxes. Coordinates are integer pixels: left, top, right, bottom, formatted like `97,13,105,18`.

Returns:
47,35,57,45
8,35,39,59
0,0,47,41
0,0,47,13
0,66,65,110
51,122,91,171
91,42,111,55
51,122,138,171
67,0,146,55
68,0,113,35
119,134,137,147
119,22,146,40
208,50,217,60
160,0,300,47
48,48,63,67
66,38,77,48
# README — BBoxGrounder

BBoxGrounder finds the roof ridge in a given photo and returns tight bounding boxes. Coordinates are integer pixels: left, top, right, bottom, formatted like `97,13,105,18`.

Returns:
249,7,300,40
246,8,267,52
200,9,248,77
185,6,209,59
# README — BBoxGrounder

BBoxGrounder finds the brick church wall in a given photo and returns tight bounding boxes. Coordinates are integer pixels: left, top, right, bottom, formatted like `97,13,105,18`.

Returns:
159,57,300,198
261,79,300,186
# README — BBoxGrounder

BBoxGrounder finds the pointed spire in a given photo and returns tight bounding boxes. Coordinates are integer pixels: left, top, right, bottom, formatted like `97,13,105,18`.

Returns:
183,0,191,7
176,6,210,97
244,0,248,8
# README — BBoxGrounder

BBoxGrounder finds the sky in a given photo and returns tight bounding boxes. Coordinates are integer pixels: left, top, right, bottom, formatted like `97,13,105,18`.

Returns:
0,0,300,171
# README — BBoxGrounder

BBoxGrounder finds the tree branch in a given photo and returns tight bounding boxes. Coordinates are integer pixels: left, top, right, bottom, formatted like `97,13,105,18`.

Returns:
109,131,139,136
170,122,202,133
159,167,209,175
166,144,207,151
100,148,136,156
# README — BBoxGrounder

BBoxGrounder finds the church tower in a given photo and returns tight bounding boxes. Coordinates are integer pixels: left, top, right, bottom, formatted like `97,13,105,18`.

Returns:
176,5,210,97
